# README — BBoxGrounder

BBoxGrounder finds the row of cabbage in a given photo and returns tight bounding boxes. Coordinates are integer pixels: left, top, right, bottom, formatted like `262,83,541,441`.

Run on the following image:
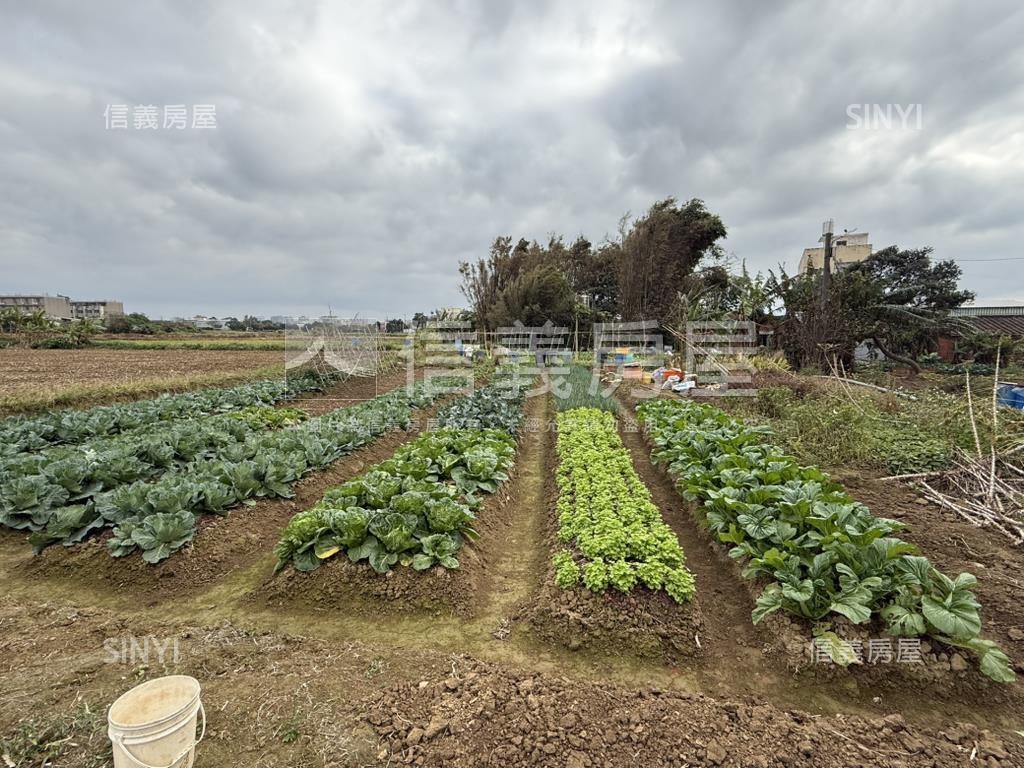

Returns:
0,370,334,458
636,398,1014,683
3,377,465,562
1,407,307,533
274,376,529,575
551,408,696,603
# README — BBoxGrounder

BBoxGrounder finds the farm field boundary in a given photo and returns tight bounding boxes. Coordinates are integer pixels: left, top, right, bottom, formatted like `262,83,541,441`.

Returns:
11,372,450,599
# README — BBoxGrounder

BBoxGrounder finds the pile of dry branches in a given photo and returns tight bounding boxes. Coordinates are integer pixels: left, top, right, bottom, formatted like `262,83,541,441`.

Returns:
883,350,1024,545
912,452,1024,545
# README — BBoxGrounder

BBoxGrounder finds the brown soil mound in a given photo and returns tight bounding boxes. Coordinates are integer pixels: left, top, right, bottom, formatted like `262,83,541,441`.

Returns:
363,654,1024,768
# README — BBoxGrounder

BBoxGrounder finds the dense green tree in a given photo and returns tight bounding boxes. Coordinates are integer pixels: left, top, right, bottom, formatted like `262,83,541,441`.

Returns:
488,265,576,329
459,197,726,331
773,246,973,372
616,198,727,321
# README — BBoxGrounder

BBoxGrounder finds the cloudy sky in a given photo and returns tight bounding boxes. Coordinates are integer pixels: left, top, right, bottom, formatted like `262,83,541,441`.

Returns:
2,0,1023,320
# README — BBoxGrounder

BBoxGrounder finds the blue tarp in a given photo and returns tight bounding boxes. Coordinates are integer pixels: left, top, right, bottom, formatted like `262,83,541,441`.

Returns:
997,384,1024,409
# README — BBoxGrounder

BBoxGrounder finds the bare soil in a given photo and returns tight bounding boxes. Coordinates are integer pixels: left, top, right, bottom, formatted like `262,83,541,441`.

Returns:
0,347,285,396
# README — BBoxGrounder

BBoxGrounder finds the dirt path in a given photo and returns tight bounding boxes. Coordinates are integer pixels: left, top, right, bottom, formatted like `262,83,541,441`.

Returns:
616,406,773,693
473,393,551,636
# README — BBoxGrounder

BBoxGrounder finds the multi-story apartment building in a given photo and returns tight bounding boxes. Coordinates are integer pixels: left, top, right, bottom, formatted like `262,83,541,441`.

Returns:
70,300,125,319
0,294,73,320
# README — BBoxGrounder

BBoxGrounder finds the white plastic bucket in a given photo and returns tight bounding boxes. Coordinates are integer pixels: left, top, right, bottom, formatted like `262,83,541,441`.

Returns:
107,675,206,768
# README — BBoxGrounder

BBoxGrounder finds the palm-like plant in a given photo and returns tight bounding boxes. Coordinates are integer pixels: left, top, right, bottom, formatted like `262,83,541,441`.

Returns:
0,308,24,333
66,319,99,346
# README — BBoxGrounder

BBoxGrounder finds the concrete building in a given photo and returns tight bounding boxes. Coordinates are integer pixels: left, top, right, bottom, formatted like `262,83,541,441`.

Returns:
799,231,872,274
71,300,124,320
0,294,73,320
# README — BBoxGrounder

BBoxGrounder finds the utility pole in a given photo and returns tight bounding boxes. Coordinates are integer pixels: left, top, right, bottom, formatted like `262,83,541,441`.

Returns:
819,218,834,309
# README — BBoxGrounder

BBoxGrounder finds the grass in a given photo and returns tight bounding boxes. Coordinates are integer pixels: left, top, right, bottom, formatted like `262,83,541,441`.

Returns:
93,338,288,350
725,376,1024,475
0,363,287,416
0,699,109,768
551,365,619,412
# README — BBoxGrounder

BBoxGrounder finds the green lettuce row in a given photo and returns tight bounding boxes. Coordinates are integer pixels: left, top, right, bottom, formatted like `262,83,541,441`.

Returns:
552,408,696,604
636,398,1014,683
8,377,465,562
274,428,517,574
0,370,339,459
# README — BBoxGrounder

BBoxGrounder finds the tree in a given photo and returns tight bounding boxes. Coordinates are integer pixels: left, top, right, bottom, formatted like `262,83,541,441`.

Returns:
0,308,25,333
616,198,727,321
771,267,874,370
846,246,974,372
458,236,517,331
725,262,774,322
105,312,157,334
487,265,576,329
66,319,99,346
385,318,407,333
773,246,974,372
458,198,726,332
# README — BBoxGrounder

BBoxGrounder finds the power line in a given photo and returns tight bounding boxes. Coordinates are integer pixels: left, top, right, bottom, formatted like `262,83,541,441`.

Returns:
952,257,1024,262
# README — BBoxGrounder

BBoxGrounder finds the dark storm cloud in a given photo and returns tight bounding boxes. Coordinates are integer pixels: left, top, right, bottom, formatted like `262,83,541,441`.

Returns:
1,0,1023,319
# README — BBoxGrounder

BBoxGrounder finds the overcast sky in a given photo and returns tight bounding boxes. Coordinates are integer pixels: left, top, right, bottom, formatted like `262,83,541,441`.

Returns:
2,0,1023,320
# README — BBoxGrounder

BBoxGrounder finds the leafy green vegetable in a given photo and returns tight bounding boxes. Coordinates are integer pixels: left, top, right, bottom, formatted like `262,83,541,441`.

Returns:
3,376,463,560
413,533,460,570
107,519,141,557
28,505,104,553
129,511,197,564
554,408,695,603
324,507,372,547
275,426,518,574
637,397,1014,683
552,551,581,587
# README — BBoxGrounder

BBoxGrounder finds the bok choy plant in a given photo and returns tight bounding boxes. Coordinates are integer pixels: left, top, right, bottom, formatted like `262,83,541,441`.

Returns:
636,398,1014,683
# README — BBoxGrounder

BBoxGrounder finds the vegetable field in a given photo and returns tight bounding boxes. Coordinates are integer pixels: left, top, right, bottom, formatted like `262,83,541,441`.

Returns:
3,360,1023,768
638,398,1014,682
553,408,694,602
